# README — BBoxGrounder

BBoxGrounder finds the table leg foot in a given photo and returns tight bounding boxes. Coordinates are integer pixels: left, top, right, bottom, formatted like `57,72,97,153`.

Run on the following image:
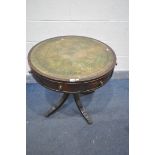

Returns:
45,93,69,117
73,94,93,124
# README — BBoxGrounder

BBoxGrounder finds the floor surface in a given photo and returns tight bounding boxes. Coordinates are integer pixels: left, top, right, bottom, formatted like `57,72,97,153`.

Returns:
26,79,129,155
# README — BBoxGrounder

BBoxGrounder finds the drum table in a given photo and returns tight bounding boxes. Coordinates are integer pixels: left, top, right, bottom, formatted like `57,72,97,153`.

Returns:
28,36,116,124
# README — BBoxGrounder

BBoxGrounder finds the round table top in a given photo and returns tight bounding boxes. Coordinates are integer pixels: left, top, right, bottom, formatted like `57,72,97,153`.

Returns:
28,36,116,82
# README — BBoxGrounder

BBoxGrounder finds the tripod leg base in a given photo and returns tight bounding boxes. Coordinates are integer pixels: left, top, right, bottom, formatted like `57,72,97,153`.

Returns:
45,93,69,117
73,94,93,124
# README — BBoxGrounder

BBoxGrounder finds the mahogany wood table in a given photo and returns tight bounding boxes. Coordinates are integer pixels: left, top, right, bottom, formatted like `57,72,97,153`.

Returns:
28,36,116,124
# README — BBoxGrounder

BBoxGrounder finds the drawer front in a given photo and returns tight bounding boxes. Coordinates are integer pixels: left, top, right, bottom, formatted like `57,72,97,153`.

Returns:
31,69,114,93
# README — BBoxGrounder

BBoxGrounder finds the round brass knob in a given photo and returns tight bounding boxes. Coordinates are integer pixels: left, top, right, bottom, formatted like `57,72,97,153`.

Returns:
58,85,63,90
99,81,104,87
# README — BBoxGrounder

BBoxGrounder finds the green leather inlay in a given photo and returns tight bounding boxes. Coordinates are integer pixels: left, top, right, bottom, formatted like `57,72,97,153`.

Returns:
29,36,115,80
